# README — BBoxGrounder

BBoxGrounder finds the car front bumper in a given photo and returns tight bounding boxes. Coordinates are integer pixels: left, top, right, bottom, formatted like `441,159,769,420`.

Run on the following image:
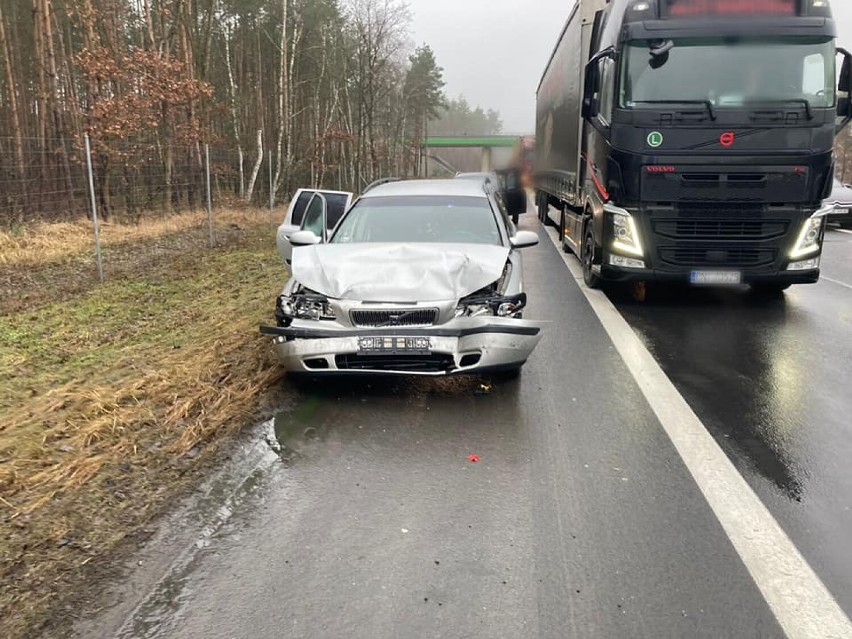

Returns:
260,318,543,376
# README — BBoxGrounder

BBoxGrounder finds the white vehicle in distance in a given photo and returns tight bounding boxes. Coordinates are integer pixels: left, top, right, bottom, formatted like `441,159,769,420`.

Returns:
825,178,852,227
262,178,541,377
276,188,353,265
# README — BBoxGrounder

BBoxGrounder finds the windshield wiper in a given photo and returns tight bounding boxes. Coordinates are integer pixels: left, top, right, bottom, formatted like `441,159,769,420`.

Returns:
630,100,717,121
744,99,813,120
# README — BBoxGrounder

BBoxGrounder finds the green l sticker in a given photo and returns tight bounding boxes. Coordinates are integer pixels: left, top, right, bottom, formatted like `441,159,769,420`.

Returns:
647,131,664,148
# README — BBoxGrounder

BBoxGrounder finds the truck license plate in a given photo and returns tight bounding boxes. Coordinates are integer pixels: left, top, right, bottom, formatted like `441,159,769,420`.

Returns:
357,336,431,355
690,270,742,286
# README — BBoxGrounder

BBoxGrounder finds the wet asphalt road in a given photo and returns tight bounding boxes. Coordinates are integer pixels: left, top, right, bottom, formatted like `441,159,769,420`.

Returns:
84,221,852,638
608,226,852,620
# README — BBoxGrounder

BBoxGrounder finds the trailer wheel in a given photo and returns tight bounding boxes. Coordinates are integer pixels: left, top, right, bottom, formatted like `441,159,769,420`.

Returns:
582,224,602,289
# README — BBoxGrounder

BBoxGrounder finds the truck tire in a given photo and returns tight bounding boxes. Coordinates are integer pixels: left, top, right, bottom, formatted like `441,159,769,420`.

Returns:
537,192,548,223
560,208,571,253
582,224,602,289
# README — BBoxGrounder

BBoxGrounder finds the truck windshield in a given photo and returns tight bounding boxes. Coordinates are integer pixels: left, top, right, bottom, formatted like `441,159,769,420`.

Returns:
620,37,835,110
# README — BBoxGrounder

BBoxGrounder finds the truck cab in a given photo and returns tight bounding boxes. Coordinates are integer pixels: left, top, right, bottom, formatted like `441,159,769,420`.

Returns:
536,0,852,290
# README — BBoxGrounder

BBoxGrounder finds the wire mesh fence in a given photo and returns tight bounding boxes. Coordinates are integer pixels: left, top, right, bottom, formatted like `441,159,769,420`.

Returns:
0,135,288,282
0,137,279,226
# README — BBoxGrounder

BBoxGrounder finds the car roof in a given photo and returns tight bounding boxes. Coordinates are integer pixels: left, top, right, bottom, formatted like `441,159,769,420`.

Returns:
361,179,489,199
455,172,495,178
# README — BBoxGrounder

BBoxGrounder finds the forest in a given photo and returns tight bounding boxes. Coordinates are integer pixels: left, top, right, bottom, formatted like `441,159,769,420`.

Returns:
0,0,501,224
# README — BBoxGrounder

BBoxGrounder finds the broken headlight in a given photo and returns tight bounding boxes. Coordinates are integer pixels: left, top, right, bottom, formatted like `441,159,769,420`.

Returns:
276,287,337,326
454,292,527,319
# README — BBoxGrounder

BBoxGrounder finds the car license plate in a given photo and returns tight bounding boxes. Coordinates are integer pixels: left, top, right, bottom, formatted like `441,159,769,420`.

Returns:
690,270,742,286
357,336,431,355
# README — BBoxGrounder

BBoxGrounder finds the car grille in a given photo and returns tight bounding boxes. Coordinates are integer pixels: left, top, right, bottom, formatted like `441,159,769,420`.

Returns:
653,219,789,241
658,245,778,268
350,308,439,328
335,354,454,373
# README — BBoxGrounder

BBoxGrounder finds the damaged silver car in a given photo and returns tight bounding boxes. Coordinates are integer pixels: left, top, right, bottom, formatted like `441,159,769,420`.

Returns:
261,178,542,376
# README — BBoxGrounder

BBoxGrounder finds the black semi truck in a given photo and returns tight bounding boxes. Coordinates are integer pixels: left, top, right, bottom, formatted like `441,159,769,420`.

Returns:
535,0,851,290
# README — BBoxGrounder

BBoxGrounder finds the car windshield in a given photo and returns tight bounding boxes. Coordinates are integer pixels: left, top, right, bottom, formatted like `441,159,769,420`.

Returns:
621,37,835,109
331,195,501,245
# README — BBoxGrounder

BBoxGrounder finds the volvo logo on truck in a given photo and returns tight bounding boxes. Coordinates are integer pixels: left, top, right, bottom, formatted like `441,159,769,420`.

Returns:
535,0,851,292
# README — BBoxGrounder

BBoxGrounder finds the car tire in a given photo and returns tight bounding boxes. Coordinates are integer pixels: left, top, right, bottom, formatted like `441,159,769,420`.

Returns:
582,223,602,289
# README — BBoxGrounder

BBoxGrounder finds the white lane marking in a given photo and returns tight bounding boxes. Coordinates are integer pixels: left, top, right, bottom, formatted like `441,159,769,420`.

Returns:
835,229,852,236
821,276,852,291
544,226,852,639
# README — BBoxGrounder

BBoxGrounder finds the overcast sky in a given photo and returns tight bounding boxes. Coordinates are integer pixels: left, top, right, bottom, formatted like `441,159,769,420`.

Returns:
407,0,852,133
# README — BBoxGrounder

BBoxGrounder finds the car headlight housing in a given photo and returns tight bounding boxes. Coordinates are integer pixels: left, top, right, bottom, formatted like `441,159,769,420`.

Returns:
790,216,824,259
276,287,337,326
455,292,527,319
611,210,644,258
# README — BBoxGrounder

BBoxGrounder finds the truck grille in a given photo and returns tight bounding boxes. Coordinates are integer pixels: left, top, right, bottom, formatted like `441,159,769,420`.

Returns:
350,308,438,328
658,245,778,268
653,219,789,241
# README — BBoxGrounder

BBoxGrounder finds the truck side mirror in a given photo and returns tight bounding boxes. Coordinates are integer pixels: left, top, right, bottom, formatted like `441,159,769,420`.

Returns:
837,49,852,133
582,62,600,119
839,49,851,93
582,48,616,120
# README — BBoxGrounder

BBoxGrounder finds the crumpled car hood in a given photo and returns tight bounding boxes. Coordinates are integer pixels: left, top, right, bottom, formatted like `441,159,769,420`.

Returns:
291,243,510,302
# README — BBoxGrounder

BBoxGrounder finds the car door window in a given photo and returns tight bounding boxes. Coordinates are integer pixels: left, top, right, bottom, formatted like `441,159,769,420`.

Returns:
290,191,315,226
325,193,350,230
301,194,326,238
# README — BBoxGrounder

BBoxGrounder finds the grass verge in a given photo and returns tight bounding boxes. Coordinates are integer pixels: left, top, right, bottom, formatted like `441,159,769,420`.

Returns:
0,211,286,638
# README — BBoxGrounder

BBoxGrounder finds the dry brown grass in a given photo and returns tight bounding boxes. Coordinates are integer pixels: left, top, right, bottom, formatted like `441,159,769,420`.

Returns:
0,212,286,638
0,208,277,267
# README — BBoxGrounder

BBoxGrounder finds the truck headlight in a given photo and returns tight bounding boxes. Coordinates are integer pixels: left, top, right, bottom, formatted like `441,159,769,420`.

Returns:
790,216,823,259
611,210,644,258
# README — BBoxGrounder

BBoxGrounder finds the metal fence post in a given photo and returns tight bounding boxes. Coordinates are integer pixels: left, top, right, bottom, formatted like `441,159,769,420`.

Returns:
269,148,274,226
84,134,104,283
205,143,213,248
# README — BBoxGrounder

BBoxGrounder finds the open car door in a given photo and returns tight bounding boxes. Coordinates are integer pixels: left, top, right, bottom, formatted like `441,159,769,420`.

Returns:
276,188,353,265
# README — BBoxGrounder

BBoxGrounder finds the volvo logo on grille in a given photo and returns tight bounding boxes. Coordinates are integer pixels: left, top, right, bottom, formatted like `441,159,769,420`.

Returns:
387,314,403,325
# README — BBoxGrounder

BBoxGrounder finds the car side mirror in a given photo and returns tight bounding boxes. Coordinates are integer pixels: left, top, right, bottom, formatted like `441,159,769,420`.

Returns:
510,231,540,249
289,230,322,247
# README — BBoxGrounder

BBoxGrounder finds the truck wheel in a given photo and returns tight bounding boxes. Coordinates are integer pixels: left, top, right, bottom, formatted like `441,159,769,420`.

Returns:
560,208,571,253
582,225,602,289
537,192,548,223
